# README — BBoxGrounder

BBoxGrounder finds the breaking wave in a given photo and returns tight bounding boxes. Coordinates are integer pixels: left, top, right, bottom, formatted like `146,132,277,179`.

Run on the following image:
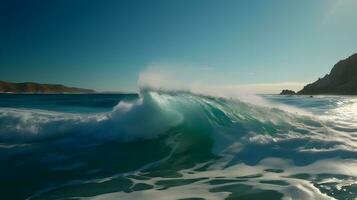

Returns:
1,90,356,200
0,90,321,143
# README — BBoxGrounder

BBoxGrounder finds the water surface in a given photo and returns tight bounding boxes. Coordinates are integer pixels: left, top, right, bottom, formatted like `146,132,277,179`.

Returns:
0,92,356,200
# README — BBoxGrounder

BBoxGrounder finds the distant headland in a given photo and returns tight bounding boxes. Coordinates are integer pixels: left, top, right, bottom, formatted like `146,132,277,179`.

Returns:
280,89,296,95
281,53,357,95
0,81,95,93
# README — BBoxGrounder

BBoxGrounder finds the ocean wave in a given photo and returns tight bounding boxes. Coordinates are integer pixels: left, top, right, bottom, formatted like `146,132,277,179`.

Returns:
2,90,356,165
2,90,355,168
2,90,357,199
0,92,182,142
0,90,344,146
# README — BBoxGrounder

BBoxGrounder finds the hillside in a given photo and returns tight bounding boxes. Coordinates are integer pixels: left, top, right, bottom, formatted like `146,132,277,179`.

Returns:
298,53,357,95
0,81,95,93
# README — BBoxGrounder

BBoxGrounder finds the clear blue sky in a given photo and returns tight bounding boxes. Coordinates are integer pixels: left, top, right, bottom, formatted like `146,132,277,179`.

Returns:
0,0,356,93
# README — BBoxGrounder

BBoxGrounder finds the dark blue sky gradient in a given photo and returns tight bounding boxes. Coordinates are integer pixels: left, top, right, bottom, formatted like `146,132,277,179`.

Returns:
0,0,356,92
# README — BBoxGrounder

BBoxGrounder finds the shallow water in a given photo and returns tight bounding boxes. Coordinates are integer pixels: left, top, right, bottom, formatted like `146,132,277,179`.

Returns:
0,92,356,200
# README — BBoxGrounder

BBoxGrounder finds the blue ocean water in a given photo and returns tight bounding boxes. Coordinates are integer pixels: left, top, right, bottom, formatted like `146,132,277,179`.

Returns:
0,92,356,200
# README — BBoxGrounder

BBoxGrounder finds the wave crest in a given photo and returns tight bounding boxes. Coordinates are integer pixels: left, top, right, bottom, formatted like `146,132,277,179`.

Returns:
0,90,322,145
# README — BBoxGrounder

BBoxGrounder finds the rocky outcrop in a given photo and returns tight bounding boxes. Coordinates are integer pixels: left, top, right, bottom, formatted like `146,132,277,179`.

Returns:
280,90,296,95
0,81,95,93
298,53,357,95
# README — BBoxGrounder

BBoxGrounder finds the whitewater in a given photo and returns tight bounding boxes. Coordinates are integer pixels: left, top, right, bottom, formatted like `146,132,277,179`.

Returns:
0,91,356,200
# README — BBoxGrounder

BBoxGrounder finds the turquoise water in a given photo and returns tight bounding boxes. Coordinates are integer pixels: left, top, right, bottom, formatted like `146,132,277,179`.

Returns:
0,92,356,200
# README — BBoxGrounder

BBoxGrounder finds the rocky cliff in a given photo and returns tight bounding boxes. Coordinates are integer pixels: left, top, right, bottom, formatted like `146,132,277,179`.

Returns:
298,53,357,95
